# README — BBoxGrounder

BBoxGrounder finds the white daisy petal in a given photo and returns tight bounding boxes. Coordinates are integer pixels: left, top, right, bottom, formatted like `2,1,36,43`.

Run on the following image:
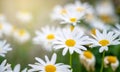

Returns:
62,48,69,56
35,57,46,65
51,53,57,64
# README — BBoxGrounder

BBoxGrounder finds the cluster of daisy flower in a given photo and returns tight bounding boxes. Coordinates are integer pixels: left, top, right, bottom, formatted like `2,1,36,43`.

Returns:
0,14,30,44
0,0,120,72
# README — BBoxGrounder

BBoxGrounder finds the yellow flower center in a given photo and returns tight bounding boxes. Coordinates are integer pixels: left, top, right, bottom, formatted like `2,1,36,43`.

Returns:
91,29,96,35
99,39,109,46
60,9,67,14
107,56,117,63
19,29,26,36
100,14,112,23
46,34,55,40
83,51,93,59
70,18,77,23
45,65,56,72
0,24,3,30
76,7,85,12
65,39,76,47
70,25,75,31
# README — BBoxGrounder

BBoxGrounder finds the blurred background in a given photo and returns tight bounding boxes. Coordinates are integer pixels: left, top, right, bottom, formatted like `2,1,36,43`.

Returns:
0,0,120,71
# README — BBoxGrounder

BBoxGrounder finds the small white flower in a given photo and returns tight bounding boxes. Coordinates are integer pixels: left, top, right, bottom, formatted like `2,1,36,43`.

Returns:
28,53,71,72
95,1,118,24
104,56,119,71
0,22,13,37
80,50,95,71
51,5,68,20
73,0,91,14
96,1,114,16
51,0,90,25
16,11,32,23
0,60,11,72
11,64,27,72
0,40,12,57
59,9,84,25
53,27,90,56
89,29,120,53
13,29,30,43
33,26,59,51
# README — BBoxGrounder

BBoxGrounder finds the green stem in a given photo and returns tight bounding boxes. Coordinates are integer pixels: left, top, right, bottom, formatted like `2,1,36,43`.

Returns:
100,51,105,72
70,54,73,71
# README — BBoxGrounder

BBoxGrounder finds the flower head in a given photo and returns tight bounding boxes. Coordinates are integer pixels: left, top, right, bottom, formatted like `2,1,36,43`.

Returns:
28,53,71,72
13,29,30,43
95,1,117,24
104,56,119,71
33,26,60,51
80,50,95,71
89,29,120,53
53,27,90,56
51,1,90,25
0,22,13,37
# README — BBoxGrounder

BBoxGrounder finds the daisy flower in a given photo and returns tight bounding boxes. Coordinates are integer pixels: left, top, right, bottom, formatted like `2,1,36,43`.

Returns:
104,56,119,71
0,60,11,72
10,64,27,72
73,0,91,14
0,22,13,37
89,29,120,53
2,22,13,36
95,0,118,24
51,5,69,20
0,40,12,57
51,0,89,25
79,50,95,71
13,29,30,43
60,1,93,25
28,53,71,72
33,26,59,51
16,11,32,23
53,27,90,56
59,9,85,26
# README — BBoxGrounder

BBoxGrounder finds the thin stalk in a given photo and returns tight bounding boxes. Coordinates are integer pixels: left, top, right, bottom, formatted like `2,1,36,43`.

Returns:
100,51,105,72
